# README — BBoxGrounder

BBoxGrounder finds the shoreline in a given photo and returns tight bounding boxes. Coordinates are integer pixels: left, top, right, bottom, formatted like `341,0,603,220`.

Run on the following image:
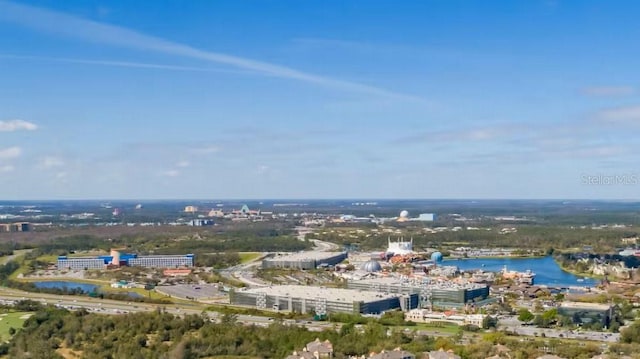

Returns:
445,255,545,260
16,277,110,285
552,257,605,280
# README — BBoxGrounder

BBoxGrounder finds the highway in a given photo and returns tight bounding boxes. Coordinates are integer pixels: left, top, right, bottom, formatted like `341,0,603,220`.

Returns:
0,286,621,342
296,226,340,251
223,226,339,288
0,286,336,332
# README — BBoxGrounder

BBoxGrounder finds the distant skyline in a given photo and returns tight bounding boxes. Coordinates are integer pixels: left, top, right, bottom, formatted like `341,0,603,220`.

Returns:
1,0,639,200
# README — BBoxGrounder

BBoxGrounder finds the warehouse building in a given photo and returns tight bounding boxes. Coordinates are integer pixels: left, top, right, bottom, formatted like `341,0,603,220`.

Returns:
229,285,418,315
346,277,490,308
262,251,347,270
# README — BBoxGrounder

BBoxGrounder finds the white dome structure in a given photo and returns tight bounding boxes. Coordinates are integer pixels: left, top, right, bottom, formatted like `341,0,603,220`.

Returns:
399,210,409,218
361,260,383,272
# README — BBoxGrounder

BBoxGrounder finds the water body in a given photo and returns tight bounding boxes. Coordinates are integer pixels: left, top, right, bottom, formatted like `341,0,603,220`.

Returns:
33,281,98,293
444,256,599,287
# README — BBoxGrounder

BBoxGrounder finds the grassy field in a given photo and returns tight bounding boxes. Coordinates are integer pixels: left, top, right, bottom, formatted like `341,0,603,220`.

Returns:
0,311,33,342
408,322,462,334
0,249,32,265
238,252,262,264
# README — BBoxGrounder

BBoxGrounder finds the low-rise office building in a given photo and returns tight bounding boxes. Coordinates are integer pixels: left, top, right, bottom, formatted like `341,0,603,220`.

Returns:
558,301,613,327
404,309,485,327
262,251,347,270
346,277,490,308
229,285,418,315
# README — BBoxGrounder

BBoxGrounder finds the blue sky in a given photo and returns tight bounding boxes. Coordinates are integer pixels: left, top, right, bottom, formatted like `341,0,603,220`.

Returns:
0,0,639,200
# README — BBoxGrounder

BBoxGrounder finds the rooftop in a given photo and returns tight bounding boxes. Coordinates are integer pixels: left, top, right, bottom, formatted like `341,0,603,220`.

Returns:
264,251,346,262
242,285,401,302
353,277,487,291
559,301,613,311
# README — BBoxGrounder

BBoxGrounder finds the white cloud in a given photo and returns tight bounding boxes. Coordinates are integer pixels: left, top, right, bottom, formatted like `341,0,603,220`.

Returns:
0,119,38,132
176,160,190,168
397,123,529,144
581,86,634,97
190,145,220,155
257,165,270,174
38,156,65,169
0,1,422,101
595,105,640,125
0,146,21,160
0,164,14,173
161,170,180,177
0,54,252,75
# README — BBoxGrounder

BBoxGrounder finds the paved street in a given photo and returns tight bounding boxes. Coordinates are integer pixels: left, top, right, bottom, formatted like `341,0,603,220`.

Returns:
498,315,620,342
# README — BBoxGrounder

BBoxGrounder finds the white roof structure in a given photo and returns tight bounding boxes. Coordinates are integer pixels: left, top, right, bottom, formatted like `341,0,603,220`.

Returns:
387,237,414,255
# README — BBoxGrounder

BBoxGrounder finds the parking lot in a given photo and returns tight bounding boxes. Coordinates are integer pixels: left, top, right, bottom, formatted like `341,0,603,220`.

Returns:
157,284,225,300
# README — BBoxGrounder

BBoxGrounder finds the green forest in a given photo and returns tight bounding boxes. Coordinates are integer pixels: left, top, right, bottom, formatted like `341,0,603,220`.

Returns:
4,302,640,359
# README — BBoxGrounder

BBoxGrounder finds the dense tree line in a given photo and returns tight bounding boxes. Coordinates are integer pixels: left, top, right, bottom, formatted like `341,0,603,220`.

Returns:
4,303,628,359
312,225,636,252
28,229,309,259
5,307,432,359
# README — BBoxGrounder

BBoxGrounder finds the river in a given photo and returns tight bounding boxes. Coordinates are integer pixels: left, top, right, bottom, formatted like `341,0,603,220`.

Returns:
444,256,599,287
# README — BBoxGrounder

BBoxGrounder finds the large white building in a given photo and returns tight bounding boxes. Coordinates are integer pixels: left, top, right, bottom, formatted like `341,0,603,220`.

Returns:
262,251,347,270
56,257,105,270
230,285,418,314
387,237,414,256
128,255,194,268
57,252,195,270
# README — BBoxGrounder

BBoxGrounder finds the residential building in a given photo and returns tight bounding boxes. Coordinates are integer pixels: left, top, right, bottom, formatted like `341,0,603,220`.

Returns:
369,348,415,359
305,338,333,358
427,349,461,359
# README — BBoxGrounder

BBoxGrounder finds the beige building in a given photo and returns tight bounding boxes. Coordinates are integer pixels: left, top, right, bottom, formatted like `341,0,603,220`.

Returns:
184,206,198,213
405,309,485,327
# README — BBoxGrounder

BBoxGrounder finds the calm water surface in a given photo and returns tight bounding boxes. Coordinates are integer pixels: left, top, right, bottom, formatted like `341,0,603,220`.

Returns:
33,281,98,293
444,256,599,287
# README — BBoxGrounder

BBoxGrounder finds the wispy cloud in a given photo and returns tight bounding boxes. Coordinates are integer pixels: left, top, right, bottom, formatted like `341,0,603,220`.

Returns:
0,165,14,173
581,86,635,97
0,1,421,101
395,123,529,144
189,145,220,155
38,156,65,169
161,169,180,177
594,105,640,125
0,146,22,160
0,54,254,75
0,119,38,132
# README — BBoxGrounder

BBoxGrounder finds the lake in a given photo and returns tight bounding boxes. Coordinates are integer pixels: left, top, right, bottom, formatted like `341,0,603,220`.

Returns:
33,281,98,293
444,256,599,287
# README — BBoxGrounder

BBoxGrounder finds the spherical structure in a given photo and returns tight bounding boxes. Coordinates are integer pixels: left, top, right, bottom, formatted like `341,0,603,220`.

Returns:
361,260,382,272
431,251,443,263
399,210,409,218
